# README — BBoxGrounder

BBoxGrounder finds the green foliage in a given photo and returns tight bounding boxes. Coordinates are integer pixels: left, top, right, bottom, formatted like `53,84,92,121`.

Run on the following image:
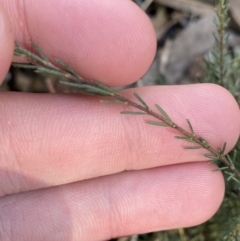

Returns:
203,0,240,104
197,0,240,240
16,42,240,181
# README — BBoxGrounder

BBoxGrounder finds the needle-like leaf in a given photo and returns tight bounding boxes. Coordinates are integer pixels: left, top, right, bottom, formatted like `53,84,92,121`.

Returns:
101,100,127,105
186,119,194,135
121,111,146,115
32,42,49,62
12,64,38,70
35,67,66,77
60,81,111,96
133,92,149,109
155,104,172,122
146,120,169,127
184,146,202,150
55,58,79,77
175,136,194,142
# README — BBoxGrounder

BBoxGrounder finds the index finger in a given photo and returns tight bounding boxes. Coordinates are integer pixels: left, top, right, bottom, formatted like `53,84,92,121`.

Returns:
3,0,156,86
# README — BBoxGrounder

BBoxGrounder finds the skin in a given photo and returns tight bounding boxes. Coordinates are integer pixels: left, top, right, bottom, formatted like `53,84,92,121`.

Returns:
0,0,239,240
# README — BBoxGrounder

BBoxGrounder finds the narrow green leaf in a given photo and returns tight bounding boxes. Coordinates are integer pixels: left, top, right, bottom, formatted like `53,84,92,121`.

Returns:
175,136,194,142
204,154,216,159
133,92,149,109
60,81,84,88
101,100,128,105
32,42,49,62
14,40,20,48
12,64,37,70
146,120,168,127
55,58,79,77
121,111,146,115
14,51,26,57
155,104,172,122
93,80,115,93
101,100,127,105
82,86,113,96
232,177,240,184
212,167,229,172
35,67,66,77
221,142,227,154
184,146,202,150
229,176,240,184
175,136,187,139
15,47,45,65
60,81,111,96
226,172,235,181
186,119,194,135
204,154,220,163
226,154,234,166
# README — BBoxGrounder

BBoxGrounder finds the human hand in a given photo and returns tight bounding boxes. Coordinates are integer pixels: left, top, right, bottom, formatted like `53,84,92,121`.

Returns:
0,0,239,240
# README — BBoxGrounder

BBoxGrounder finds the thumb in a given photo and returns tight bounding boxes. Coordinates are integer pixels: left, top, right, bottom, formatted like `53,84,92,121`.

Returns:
0,3,14,85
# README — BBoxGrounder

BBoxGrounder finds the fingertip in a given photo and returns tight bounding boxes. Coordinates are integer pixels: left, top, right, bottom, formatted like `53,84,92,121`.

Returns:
6,0,156,86
0,3,14,84
201,83,240,152
133,83,239,153
50,0,157,86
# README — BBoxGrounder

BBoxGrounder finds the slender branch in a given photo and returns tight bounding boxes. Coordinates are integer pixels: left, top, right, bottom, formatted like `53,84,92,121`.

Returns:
12,42,240,182
217,0,226,87
113,92,240,180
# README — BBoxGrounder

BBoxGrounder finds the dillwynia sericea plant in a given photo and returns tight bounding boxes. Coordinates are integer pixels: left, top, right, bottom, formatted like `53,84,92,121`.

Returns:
13,40,240,185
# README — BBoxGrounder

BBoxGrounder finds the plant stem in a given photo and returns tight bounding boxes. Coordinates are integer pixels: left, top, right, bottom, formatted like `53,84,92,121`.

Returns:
12,42,240,183
113,92,240,180
218,0,225,87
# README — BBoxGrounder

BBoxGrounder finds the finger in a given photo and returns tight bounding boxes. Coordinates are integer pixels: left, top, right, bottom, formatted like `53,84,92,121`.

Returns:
0,3,14,84
0,162,224,241
3,0,156,86
0,84,238,196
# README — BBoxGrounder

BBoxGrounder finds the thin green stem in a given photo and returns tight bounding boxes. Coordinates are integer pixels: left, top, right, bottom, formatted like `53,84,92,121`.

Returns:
12,41,240,182
218,0,225,87
112,92,240,180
